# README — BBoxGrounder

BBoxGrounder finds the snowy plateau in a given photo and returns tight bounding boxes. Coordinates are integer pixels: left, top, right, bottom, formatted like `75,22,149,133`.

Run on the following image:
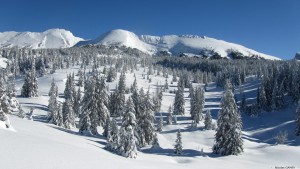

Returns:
0,28,299,169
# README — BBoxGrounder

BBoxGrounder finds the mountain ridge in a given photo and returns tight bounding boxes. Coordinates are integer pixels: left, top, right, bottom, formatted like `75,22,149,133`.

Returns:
0,28,280,60
77,29,280,60
0,28,83,49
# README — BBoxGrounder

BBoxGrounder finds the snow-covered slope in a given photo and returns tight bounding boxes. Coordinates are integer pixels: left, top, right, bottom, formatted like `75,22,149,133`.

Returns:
77,29,280,60
0,29,83,49
76,29,156,54
1,64,298,169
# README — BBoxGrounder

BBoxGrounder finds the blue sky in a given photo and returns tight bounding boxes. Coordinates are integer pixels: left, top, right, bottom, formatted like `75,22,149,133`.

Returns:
0,0,299,59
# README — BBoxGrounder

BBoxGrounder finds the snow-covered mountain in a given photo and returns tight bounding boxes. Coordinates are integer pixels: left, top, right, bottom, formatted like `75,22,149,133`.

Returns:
0,29,83,49
77,29,280,60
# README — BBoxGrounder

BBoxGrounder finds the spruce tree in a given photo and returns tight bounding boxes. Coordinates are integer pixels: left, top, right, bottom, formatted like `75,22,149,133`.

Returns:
30,58,39,97
190,87,205,123
157,113,163,132
78,109,91,135
118,98,138,158
164,78,169,91
258,85,267,111
21,59,38,97
48,80,59,124
173,86,185,116
0,72,10,114
204,110,212,130
240,93,246,113
62,98,75,129
74,88,81,117
174,130,183,155
95,77,110,127
152,132,160,149
103,116,110,137
106,117,119,151
49,78,58,97
131,76,140,118
80,79,99,135
213,81,243,155
136,88,155,147
167,105,173,125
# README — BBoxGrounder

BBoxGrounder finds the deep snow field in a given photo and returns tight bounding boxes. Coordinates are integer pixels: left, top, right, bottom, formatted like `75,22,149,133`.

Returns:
1,64,300,169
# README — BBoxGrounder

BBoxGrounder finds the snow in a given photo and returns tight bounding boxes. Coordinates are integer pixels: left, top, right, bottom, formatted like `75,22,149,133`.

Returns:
0,28,280,60
78,29,280,60
0,57,8,68
0,29,83,49
1,64,299,169
77,29,157,54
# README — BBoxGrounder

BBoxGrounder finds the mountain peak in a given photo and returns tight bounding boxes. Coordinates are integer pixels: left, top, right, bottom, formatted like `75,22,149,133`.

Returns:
76,29,280,60
0,28,83,49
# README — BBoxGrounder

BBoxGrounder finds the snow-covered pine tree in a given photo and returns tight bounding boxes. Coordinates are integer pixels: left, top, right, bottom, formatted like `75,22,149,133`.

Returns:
167,105,173,125
295,100,300,136
172,70,177,82
21,59,38,97
136,88,155,147
78,69,84,87
48,78,58,96
189,85,194,99
18,106,26,119
66,74,71,98
164,78,169,91
271,81,278,111
174,115,178,124
276,81,285,110
48,80,59,124
8,74,16,98
106,66,116,82
157,113,163,132
0,71,11,115
122,98,136,128
173,86,185,116
62,98,75,129
106,117,119,151
95,76,110,127
213,81,243,156
100,77,110,108
103,116,110,137
30,58,38,97
74,88,81,118
131,76,140,118
190,87,205,123
118,98,138,158
153,83,163,113
204,110,212,130
174,130,183,155
21,71,31,97
118,126,136,158
240,93,246,113
39,57,46,76
258,85,267,111
111,72,126,117
152,132,160,149
79,78,101,135
56,103,64,127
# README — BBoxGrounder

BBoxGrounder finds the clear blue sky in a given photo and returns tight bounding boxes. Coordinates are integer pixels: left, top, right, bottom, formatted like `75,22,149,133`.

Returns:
0,0,299,59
